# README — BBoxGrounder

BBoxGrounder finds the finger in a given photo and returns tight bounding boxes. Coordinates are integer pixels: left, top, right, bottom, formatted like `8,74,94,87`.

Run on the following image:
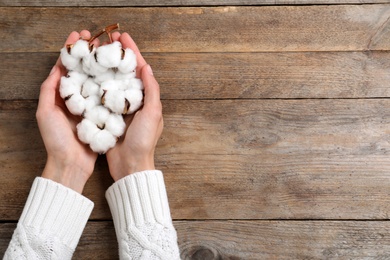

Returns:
80,30,91,40
64,31,80,46
111,31,121,42
141,64,161,110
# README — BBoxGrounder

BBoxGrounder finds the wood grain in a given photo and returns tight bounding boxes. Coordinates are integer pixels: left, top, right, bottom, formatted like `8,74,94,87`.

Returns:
1,0,390,6
2,221,390,259
1,5,390,53
2,99,390,220
2,51,390,100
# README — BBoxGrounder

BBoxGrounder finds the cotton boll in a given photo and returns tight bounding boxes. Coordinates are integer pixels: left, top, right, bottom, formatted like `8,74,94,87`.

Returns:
90,129,117,154
65,93,86,116
81,78,100,98
83,49,108,76
77,118,100,144
124,88,144,114
103,89,126,114
105,114,126,137
84,105,110,128
96,41,122,68
94,69,115,84
100,79,119,95
60,47,80,71
118,48,137,74
71,40,90,59
60,71,88,98
60,77,81,99
115,71,136,81
84,95,101,111
125,78,144,91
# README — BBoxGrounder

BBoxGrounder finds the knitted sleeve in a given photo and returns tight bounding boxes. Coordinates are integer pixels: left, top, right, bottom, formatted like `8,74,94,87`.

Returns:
105,170,181,260
3,177,94,260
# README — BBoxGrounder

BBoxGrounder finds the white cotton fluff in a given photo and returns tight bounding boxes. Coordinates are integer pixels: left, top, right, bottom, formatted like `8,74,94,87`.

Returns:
59,71,88,98
124,88,144,114
115,71,136,81
118,48,137,74
81,78,100,98
60,47,80,71
84,95,100,111
96,41,122,68
71,40,90,59
100,79,119,96
84,105,110,129
105,114,126,137
65,93,86,115
77,118,100,144
90,129,117,154
103,89,126,114
125,78,144,91
94,69,115,84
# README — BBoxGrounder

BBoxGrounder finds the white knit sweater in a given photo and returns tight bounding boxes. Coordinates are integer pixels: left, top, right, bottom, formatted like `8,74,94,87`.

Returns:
3,170,180,260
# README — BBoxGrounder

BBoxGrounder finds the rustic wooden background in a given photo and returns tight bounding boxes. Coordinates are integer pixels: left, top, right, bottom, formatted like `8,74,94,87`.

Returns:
1,0,390,259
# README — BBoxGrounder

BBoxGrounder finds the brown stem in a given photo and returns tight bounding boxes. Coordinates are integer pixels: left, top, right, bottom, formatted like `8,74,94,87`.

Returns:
88,23,120,44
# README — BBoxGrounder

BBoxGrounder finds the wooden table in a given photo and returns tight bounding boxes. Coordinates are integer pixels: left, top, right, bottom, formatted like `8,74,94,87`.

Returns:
2,1,390,259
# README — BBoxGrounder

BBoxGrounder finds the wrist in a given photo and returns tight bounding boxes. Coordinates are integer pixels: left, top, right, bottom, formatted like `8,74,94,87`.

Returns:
41,156,91,193
109,153,155,182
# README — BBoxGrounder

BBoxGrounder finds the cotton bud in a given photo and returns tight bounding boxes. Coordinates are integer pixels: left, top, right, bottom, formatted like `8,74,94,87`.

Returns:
60,47,80,71
84,105,110,129
118,48,137,74
105,114,126,137
96,41,122,68
81,78,100,98
90,129,117,154
70,40,91,59
124,88,143,114
77,118,100,144
65,93,86,116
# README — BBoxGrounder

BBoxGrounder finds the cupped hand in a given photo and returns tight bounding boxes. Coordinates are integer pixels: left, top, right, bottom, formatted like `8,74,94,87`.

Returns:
106,32,163,181
37,30,98,193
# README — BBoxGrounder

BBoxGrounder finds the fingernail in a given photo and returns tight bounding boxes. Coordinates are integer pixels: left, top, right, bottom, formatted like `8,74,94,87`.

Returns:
146,64,153,76
49,66,57,76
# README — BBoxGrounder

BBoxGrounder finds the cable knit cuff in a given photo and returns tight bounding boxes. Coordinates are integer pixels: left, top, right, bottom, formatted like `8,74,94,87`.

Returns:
105,170,172,230
18,177,94,250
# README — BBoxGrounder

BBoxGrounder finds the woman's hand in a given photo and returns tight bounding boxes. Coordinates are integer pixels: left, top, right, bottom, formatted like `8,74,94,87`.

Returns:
106,33,164,181
37,30,98,193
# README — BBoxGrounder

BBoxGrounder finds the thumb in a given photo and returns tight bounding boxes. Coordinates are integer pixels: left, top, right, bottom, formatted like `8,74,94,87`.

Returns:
38,59,64,109
141,64,161,110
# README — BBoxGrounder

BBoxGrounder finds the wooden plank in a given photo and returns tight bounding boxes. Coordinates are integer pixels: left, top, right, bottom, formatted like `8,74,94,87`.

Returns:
2,221,390,258
2,51,390,100
2,99,390,220
1,0,390,6
1,5,390,52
